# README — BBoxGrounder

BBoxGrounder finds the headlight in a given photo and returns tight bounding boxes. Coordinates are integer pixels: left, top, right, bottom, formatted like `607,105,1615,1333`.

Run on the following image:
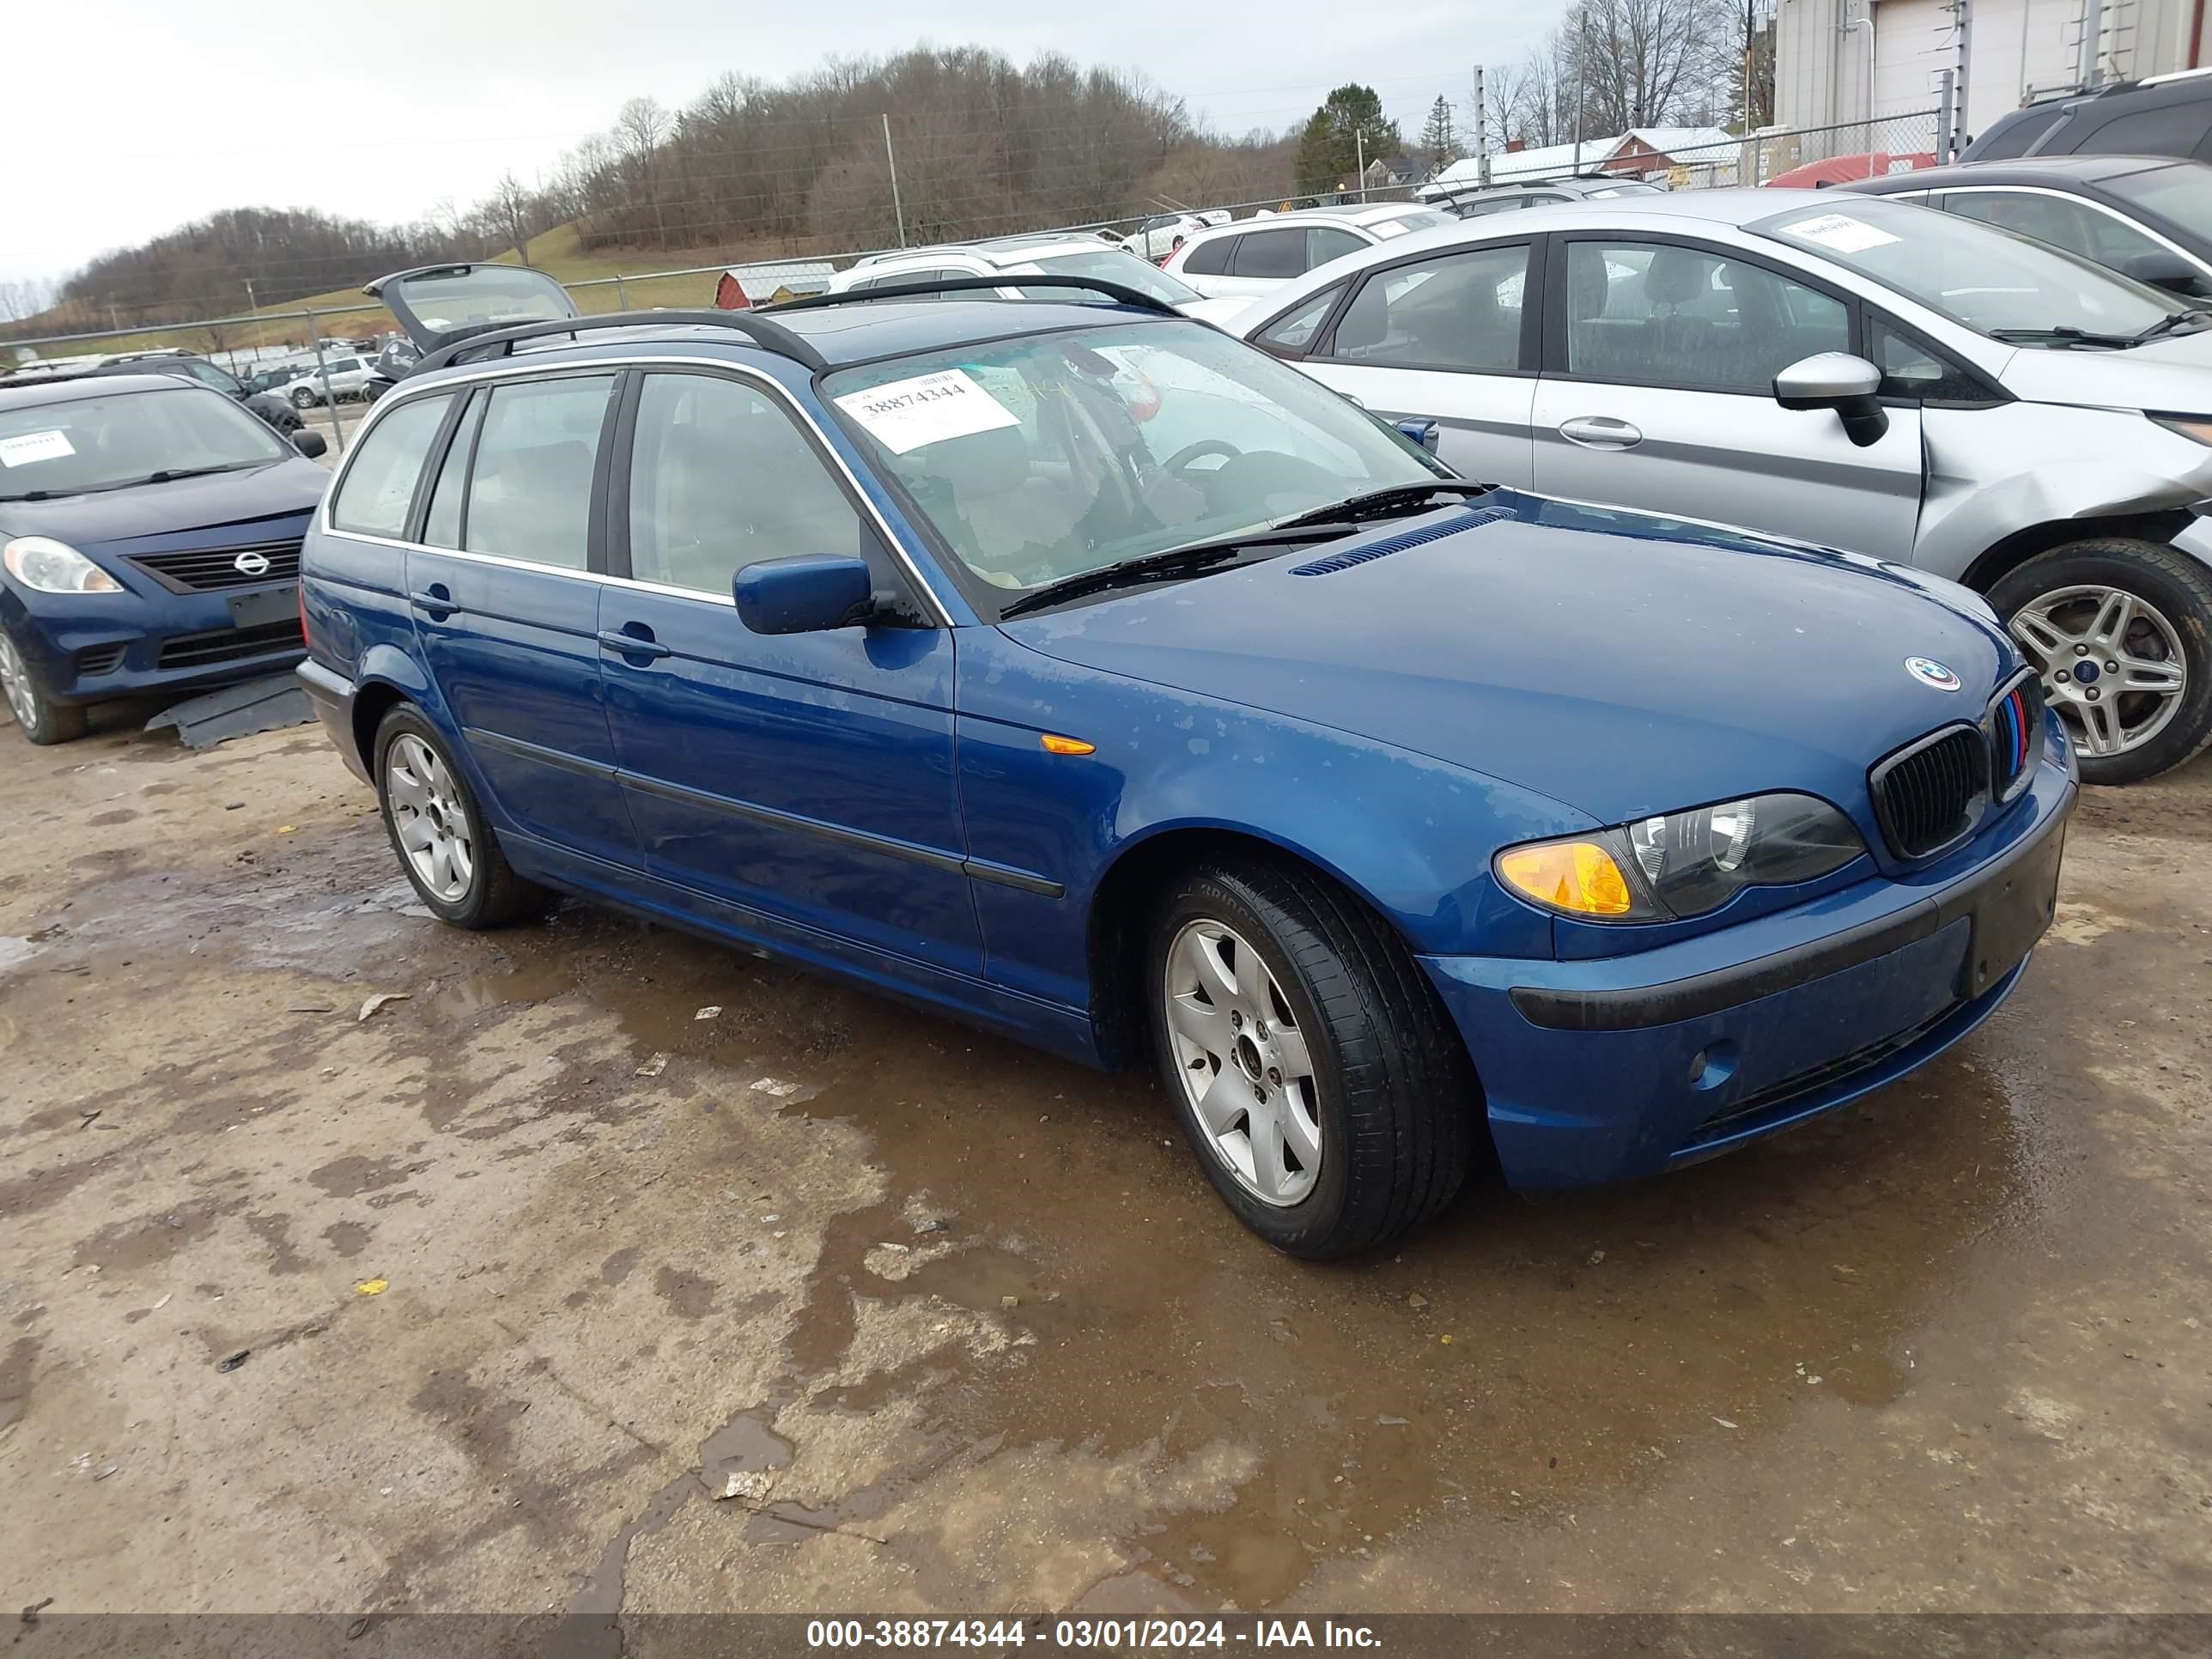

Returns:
2148,411,2212,446
1495,793,1865,923
3,537,123,594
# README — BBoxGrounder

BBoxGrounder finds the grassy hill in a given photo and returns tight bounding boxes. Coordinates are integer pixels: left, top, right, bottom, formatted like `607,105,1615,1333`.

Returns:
9,222,752,362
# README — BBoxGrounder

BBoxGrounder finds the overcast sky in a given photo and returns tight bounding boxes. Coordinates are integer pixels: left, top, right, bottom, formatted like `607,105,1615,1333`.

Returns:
7,0,1551,291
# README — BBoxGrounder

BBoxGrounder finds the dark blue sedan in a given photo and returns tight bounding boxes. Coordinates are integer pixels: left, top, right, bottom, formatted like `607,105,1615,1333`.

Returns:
0,374,331,743
297,266,2075,1256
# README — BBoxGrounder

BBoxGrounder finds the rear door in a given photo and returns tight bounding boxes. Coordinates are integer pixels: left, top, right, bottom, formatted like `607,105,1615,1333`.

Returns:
596,367,979,976
1529,234,1923,553
404,369,640,866
1281,237,1540,484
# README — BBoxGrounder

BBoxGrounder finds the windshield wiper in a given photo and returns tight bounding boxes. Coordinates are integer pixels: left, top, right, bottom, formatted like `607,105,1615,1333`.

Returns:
0,488,80,502
1273,480,1493,531
2134,308,2212,342
1989,325,2142,349
997,525,1355,620
138,462,264,484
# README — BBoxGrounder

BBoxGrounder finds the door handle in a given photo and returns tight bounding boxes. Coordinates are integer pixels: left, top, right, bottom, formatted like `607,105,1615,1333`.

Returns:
598,627,672,660
1558,416,1643,451
408,586,459,614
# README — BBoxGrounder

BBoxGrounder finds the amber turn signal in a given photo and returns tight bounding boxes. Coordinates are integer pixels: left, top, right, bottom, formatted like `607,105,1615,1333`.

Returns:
1495,840,1635,917
1041,733,1096,756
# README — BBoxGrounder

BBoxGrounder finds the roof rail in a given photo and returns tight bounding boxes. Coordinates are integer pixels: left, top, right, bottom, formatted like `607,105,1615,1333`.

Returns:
412,309,827,375
763,272,1183,319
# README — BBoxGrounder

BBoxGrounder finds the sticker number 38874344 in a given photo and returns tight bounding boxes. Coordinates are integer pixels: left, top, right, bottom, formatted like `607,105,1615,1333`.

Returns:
833,369,1020,455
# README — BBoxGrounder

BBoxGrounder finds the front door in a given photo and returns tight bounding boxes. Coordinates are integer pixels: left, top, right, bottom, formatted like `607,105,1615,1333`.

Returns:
404,370,640,867
1288,238,1540,485
1529,237,1923,555
596,368,980,977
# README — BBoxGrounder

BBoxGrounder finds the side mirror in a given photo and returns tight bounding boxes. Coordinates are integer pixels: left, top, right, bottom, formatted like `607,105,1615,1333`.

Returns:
1773,351,1889,447
2122,250,2205,295
1394,416,1441,454
292,429,327,459
734,554,876,635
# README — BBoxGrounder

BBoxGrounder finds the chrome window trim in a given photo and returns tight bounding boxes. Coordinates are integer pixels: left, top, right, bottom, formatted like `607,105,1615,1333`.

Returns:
1930,184,2212,283
319,352,957,626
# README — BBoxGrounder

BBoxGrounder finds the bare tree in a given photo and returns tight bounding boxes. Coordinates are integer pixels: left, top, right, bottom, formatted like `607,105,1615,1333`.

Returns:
489,173,536,261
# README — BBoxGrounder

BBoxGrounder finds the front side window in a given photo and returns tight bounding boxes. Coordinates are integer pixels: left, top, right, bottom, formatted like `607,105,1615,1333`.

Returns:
1306,227,1368,267
1869,319,1988,403
462,374,615,570
1328,244,1529,372
0,385,287,503
626,373,875,597
823,319,1443,605
1943,190,2168,270
1565,240,1849,391
1751,196,2191,343
330,393,453,538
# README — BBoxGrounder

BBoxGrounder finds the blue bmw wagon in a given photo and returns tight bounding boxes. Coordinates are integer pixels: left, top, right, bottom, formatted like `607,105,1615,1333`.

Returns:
1,373,331,744
298,264,2075,1256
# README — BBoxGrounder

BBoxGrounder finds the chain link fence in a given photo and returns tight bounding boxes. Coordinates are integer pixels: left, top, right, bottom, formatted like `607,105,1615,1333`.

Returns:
1658,111,1943,191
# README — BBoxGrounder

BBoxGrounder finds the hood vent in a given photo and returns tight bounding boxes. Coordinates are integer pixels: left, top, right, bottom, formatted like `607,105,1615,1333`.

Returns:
1291,507,1508,576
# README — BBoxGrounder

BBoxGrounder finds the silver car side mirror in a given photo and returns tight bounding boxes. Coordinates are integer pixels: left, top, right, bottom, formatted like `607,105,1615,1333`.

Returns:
1772,352,1889,448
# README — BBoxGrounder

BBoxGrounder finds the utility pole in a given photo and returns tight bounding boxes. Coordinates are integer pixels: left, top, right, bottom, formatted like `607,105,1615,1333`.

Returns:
1744,0,1758,132
1356,126,1368,202
1473,65,1491,185
244,279,257,319
882,113,908,248
1571,5,1587,172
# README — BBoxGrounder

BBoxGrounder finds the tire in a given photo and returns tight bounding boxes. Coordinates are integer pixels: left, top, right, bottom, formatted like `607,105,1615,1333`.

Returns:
1987,538,2212,786
290,386,317,410
0,627,88,745
1146,855,1476,1259
373,706,548,928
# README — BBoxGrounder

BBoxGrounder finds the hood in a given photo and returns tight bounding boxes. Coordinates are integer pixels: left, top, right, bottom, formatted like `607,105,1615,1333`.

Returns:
1001,492,2018,828
1179,295,1257,329
1997,324,2212,412
0,459,329,555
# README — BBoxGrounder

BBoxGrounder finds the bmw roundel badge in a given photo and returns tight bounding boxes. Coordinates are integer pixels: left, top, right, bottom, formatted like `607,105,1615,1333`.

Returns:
1905,656,1962,692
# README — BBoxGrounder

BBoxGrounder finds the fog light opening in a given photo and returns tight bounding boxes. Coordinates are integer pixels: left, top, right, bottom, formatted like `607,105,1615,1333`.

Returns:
1688,1041,1740,1091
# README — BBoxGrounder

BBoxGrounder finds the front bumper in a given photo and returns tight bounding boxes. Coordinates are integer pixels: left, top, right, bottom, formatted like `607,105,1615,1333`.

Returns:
3,581,304,706
1422,752,2075,1191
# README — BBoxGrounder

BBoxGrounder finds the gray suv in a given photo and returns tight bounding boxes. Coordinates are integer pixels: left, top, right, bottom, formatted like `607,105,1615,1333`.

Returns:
1242,189,2212,781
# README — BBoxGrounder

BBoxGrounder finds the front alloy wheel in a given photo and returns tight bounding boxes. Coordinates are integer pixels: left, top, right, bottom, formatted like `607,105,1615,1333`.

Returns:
1991,539,2212,784
1146,857,1476,1258
0,629,88,744
290,386,317,409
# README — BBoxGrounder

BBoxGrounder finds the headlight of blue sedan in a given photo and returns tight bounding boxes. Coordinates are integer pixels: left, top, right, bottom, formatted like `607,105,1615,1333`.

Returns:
1496,793,1865,922
3,536,123,594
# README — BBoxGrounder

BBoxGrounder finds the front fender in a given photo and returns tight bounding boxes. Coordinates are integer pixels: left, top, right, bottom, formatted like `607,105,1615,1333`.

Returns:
953,627,1587,1012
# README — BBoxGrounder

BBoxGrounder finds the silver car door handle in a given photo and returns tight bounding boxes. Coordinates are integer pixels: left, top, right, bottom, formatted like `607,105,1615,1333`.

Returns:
1558,416,1643,451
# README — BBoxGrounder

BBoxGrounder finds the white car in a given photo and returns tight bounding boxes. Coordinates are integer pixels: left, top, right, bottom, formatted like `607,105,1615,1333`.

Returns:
825,238,1252,327
272,356,377,408
1119,210,1231,263
1164,204,1458,302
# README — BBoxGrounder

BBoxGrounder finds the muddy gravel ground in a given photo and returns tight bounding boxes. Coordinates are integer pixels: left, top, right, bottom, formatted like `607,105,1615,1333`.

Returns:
2,705,2209,1628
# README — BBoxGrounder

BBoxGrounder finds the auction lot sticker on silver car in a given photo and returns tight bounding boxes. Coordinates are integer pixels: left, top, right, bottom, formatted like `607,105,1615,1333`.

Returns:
835,368,1019,453
1777,212,1900,253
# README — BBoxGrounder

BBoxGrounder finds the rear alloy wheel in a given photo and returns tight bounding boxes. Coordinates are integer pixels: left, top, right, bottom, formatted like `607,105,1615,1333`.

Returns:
0,629,88,745
1990,539,2212,785
1148,857,1475,1258
290,386,317,410
373,707,548,928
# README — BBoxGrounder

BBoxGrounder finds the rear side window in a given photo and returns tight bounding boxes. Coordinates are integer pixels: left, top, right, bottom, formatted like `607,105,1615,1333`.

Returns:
1306,227,1367,267
2079,101,2209,160
328,393,453,538
625,372,878,596
463,374,616,570
1232,228,1307,278
1181,235,1235,276
421,390,485,549
1967,106,2067,160
1328,244,1529,372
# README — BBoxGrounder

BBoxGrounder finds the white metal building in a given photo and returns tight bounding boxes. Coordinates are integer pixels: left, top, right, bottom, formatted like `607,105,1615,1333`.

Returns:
1774,0,2209,143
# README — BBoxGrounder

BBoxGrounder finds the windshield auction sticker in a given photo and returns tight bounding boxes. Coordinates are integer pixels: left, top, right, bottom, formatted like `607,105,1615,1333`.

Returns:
0,429,76,467
1778,212,1899,254
836,369,1021,454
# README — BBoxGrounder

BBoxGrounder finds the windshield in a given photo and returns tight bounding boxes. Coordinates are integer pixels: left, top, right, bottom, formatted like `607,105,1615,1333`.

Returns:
0,385,287,500
1015,251,1206,307
2104,163,2212,233
1751,196,2192,342
823,319,1445,608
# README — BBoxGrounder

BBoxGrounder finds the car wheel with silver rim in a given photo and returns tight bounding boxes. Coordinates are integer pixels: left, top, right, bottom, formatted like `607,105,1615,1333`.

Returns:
1146,856,1476,1257
290,385,317,409
0,628,88,745
372,705,549,927
1990,538,2212,786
